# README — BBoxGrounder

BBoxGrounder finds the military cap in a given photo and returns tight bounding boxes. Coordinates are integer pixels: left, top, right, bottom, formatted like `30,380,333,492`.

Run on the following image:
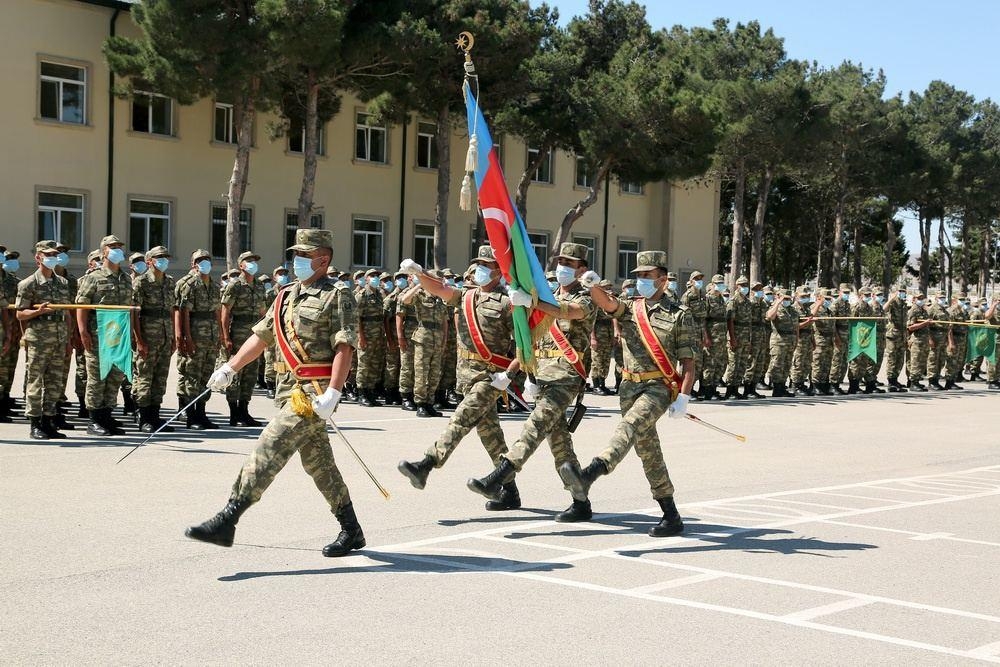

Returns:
711,274,725,283
352,270,364,280
471,245,498,265
545,270,556,280
5,250,20,260
872,287,884,296
338,270,351,278
632,250,669,273
257,275,271,284
190,248,211,262
287,228,333,252
735,276,749,286
690,270,704,279
87,250,101,263
146,246,170,259
839,283,853,292
364,267,379,276
666,271,678,280
763,286,774,295
795,286,812,296
129,252,145,263
273,266,288,275
227,269,241,279
100,234,124,248
821,288,835,298
622,279,636,288
752,280,764,289
238,250,260,264
858,286,872,296
379,271,391,280
955,291,967,299
398,270,412,279
34,240,58,254
442,268,456,278
555,242,590,264
598,279,613,289
326,265,339,276
912,291,926,298
55,242,70,252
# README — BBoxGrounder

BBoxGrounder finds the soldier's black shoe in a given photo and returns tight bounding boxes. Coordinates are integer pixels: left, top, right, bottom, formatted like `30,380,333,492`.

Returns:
745,383,765,399
103,409,127,435
447,389,462,405
467,458,516,501
436,389,456,410
848,380,861,395
596,380,615,396
265,381,276,399
323,502,366,557
649,496,684,537
185,498,250,547
41,416,67,439
138,405,156,433
183,396,205,430
555,498,593,523
814,382,833,396
30,417,49,440
121,386,137,417
908,381,928,392
401,393,417,411
865,382,885,394
228,401,246,427
833,383,848,395
929,379,944,390
485,481,522,511
988,381,1000,390
424,403,442,417
398,455,435,489
709,385,725,400
52,412,75,430
360,390,379,407
0,401,12,423
416,404,432,418
723,385,740,400
197,402,219,430
239,401,263,426
151,405,174,432
87,413,111,436
559,458,608,500
772,385,792,398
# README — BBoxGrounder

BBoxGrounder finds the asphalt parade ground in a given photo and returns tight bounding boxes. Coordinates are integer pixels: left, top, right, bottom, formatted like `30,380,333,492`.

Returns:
2,368,999,664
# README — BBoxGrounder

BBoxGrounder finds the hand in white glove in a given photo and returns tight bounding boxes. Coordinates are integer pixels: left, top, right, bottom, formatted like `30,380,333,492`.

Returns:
523,378,540,402
668,393,690,419
312,386,342,420
490,371,511,391
580,270,601,288
508,287,534,308
400,259,423,275
207,363,236,392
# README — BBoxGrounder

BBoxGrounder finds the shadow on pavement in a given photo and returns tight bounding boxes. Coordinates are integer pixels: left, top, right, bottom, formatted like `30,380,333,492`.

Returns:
437,507,559,526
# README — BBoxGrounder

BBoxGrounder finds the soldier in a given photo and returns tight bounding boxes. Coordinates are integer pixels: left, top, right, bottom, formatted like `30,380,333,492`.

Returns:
966,296,986,382
846,287,883,394
51,242,82,426
665,271,679,300
220,251,267,426
438,268,460,407
906,292,932,391
399,270,449,417
766,288,797,396
558,250,695,537
748,282,770,396
355,267,387,407
872,287,887,384
884,286,909,392
16,241,73,439
186,228,364,558
722,276,753,400
397,247,522,508
680,270,709,399
0,248,10,424
612,279,638,393
175,249,223,430
75,235,133,436
985,297,1000,389
701,275,727,401
789,287,815,396
381,271,407,406
590,279,616,395
944,293,967,390
0,250,23,418
395,275,421,411
262,266,290,399
925,290,950,389
132,246,177,433
467,242,597,522
829,284,853,394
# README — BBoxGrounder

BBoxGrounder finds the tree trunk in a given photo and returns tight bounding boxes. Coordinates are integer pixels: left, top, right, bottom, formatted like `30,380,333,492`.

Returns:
748,164,774,285
882,210,896,290
296,70,320,227
514,143,552,222
548,159,612,270
938,214,949,298
978,220,990,294
432,104,451,270
852,221,862,289
816,218,827,285
227,78,258,270
918,205,931,294
728,158,746,286
830,192,848,287
959,212,970,294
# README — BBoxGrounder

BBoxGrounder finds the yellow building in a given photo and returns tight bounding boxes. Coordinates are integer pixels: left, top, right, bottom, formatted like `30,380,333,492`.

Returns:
1,0,720,284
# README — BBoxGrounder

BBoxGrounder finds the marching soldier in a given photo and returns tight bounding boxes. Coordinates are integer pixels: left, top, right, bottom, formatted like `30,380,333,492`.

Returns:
701,275,727,400
925,290,950,389
467,242,597,523
0,249,9,424
590,279,616,395
944,293,967,390
665,271,679,300
723,276,753,399
175,249,222,430
399,271,449,417
16,241,73,439
559,250,696,537
132,246,177,433
748,282,769,396
830,284,853,394
789,286,815,396
967,296,986,381
186,228,364,558
810,289,837,395
680,271,708,399
355,267,387,407
221,251,267,426
906,292,932,391
766,288,797,396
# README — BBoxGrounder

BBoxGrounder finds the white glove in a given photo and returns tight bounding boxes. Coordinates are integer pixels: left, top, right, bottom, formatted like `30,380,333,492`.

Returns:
668,393,690,419
580,270,601,288
312,386,342,420
523,378,540,402
400,259,423,275
207,363,236,392
490,371,511,391
508,287,533,308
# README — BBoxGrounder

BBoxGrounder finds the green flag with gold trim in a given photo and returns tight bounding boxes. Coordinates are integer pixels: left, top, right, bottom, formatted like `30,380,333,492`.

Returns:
847,319,877,362
96,309,132,381
966,325,997,364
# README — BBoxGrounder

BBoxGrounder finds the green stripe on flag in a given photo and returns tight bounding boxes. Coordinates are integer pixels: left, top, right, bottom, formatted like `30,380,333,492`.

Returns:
847,319,877,362
966,325,997,364
96,309,133,381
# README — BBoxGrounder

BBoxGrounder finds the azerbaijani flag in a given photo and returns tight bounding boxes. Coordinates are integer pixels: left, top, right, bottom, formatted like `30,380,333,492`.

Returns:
463,81,558,371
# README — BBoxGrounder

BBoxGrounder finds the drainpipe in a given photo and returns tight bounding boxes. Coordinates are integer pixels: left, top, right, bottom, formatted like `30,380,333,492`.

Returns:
106,7,120,236
601,171,610,275
397,117,408,264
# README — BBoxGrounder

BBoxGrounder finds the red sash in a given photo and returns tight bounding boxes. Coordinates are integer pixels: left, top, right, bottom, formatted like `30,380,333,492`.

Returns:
462,289,513,369
547,322,587,379
633,298,680,400
273,286,334,380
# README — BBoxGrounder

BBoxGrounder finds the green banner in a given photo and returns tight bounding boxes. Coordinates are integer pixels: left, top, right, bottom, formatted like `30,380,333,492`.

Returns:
966,325,997,364
847,319,877,362
96,309,133,381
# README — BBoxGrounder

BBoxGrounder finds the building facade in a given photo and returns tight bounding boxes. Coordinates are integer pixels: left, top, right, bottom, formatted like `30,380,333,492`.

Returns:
1,0,720,282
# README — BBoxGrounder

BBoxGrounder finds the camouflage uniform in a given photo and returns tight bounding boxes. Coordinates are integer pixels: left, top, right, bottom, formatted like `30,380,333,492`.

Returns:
872,288,887,374
396,294,419,407
382,274,405,404
175,251,222,425
355,271,387,405
766,290,797,392
884,290,908,388
847,290,879,390
590,280,616,392
52,255,82,408
811,292,837,392
679,271,707,392
945,297,968,387
221,258,267,406
789,288,814,391
749,286,771,387
830,286,852,388
407,286,448,414
76,258,132,412
723,276,753,396
0,261,22,409
702,276,728,397
925,293,950,386
907,296,931,387
131,247,176,425
439,269,459,401
262,269,284,397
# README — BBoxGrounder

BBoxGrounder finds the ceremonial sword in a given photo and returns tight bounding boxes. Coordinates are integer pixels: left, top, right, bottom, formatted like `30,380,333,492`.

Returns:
116,387,212,464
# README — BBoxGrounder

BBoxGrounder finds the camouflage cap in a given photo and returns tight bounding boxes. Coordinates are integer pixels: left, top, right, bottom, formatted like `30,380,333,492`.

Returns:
545,270,556,280
442,268,456,278
287,227,333,252
352,270,364,280
763,286,774,295
238,250,260,264
379,271,391,280
858,286,872,296
752,280,764,289
839,283,853,292
555,242,589,264
326,265,339,275
338,270,351,278
711,274,725,283
5,250,20,260
667,271,678,280
129,252,145,263
364,267,379,276
100,234,124,248
147,245,170,259
87,250,101,263
632,250,668,273
34,240,58,254
872,287,884,296
471,245,498,265
257,274,271,283
795,285,812,296
735,276,749,285
913,291,926,298
396,270,410,279
191,248,211,262
622,279,636,288
273,266,288,275
227,269,240,279
55,241,70,252
598,279,613,289
690,270,704,279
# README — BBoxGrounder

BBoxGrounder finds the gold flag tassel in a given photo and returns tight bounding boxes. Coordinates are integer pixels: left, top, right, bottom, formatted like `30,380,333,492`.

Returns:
289,383,315,417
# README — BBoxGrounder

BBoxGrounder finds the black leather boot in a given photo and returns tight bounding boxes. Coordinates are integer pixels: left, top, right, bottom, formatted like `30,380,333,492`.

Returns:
41,416,67,439
649,496,684,537
101,408,126,435
0,396,12,424
398,455,435,489
595,379,614,396
723,385,740,400
929,378,944,390
152,405,174,432
745,382,764,399
446,388,462,405
184,396,204,430
866,381,885,394
121,382,137,416
197,401,219,430
30,417,49,440
239,400,262,426
76,402,89,420
833,382,848,395
847,379,860,394
323,502,366,557
388,389,403,406
555,498,593,523
52,411,75,431
800,382,817,396
772,384,791,398
138,405,154,433
467,458,516,501
558,458,608,500
401,392,416,411
265,381,276,399
485,481,522,511
87,408,111,436
360,389,378,407
228,400,244,426
416,404,431,418
908,380,928,392
185,498,250,547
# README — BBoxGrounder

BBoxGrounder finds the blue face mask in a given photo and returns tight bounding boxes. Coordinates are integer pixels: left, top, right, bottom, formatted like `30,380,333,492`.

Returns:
694,280,704,290
474,264,494,286
197,259,212,275
455,280,464,288
713,283,724,292
841,293,850,302
897,292,906,300
799,297,809,305
292,255,315,281
244,261,258,276
132,261,147,274
3,259,20,273
107,248,125,265
915,299,925,307
755,290,764,299
635,277,658,299
154,258,169,272
368,276,380,288
395,278,407,290
625,288,636,298
57,252,69,267
782,299,792,307
877,296,886,305
276,274,290,286
410,277,419,286
547,280,559,291
382,281,393,291
555,265,576,286
739,286,749,296
41,255,60,270
764,294,774,303
445,278,455,287
667,280,678,292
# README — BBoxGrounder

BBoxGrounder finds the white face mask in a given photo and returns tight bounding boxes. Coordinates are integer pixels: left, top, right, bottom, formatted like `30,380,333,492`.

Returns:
473,264,494,286
555,264,576,286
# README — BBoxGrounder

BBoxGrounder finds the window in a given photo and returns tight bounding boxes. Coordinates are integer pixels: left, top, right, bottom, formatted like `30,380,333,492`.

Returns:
39,61,86,124
37,191,84,252
129,199,170,251
528,146,554,184
528,232,549,267
132,92,173,136
572,234,598,269
288,116,325,155
416,122,438,169
575,156,592,188
414,222,435,268
493,134,505,169
214,102,236,144
617,239,641,280
355,112,387,163
621,180,644,195
352,217,384,268
211,205,252,259
284,210,324,260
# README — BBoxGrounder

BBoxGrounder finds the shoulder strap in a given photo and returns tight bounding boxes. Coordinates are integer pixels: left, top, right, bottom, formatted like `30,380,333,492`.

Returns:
272,284,332,380
547,320,587,379
463,289,512,369
632,298,680,400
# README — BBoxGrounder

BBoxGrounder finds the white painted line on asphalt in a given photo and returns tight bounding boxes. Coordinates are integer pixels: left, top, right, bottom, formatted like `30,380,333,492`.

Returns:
782,598,875,621
813,491,912,504
969,640,1000,658
628,573,722,594
820,520,1000,549
751,498,858,511
909,532,955,541
865,485,956,497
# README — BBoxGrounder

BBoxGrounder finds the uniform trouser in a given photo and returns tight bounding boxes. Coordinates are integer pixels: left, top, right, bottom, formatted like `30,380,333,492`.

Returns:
177,329,219,398
25,342,67,417
412,331,443,404
83,348,125,410
440,327,458,390
705,323,728,385
811,340,834,384
767,335,796,386
830,331,849,382
0,344,20,395
399,344,415,394
595,380,675,500
590,331,614,382
229,403,350,512
58,347,74,401
885,336,906,380
750,329,770,382
74,348,87,400
264,343,276,383
876,333,886,374
347,349,358,386
505,382,581,477
790,335,813,384
613,342,624,379
927,335,947,379
384,344,400,390
356,327,387,390
723,327,752,386
426,377,506,466
908,339,929,381
848,353,876,383
946,338,967,380
988,359,998,382
134,330,173,407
